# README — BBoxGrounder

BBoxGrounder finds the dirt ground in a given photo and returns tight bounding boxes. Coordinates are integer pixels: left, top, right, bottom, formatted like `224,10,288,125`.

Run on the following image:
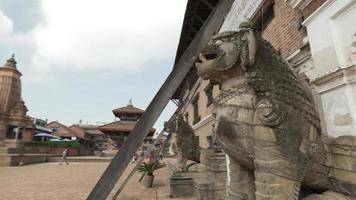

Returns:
0,160,193,200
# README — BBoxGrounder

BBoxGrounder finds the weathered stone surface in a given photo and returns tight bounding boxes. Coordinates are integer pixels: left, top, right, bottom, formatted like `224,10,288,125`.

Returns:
303,191,356,200
193,179,216,200
196,22,356,199
170,176,194,198
166,115,200,174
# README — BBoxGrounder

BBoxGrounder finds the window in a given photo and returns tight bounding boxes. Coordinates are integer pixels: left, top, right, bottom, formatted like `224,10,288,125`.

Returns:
205,85,214,107
254,1,275,32
184,112,189,123
192,96,200,125
6,126,23,139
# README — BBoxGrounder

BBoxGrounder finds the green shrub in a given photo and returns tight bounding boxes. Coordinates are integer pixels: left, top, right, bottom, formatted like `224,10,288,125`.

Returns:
24,140,80,148
138,161,165,176
19,146,28,155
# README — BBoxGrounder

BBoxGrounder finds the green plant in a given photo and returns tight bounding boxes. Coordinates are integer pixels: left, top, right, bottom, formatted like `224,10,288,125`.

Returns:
19,146,27,155
137,161,165,176
24,141,80,148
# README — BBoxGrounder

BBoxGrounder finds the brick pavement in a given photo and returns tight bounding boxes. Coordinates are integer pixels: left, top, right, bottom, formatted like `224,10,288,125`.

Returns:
0,161,194,200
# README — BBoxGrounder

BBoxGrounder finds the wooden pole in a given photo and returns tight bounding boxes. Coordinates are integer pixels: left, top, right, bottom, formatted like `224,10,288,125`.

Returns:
112,127,168,200
87,1,234,199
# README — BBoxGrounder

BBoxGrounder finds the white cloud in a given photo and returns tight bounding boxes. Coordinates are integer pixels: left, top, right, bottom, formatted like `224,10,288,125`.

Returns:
0,10,33,54
0,10,13,35
0,9,37,83
31,0,187,71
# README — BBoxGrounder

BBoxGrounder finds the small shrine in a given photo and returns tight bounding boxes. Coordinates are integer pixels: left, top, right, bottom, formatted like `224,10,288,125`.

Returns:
99,100,155,149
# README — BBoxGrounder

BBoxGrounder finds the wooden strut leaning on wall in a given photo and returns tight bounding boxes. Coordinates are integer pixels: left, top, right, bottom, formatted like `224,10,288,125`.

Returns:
86,0,236,199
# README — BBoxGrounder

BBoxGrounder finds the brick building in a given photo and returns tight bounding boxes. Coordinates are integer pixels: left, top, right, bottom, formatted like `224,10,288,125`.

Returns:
75,124,114,151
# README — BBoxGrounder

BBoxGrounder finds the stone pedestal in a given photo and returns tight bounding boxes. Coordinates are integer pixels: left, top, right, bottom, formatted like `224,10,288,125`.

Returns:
193,179,216,200
0,147,20,166
169,175,194,198
207,150,227,199
4,139,22,148
191,150,227,200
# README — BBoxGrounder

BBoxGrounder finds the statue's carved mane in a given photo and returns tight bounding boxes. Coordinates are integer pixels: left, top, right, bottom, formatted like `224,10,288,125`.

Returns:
196,24,356,199
245,32,320,131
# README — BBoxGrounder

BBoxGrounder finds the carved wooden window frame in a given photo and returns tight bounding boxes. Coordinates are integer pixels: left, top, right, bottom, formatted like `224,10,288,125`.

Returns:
204,84,214,107
192,94,200,125
252,0,275,32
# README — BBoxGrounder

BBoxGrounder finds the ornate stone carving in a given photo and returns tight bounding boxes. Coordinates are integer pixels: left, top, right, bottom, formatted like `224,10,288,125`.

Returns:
9,100,28,119
196,22,356,200
165,115,200,173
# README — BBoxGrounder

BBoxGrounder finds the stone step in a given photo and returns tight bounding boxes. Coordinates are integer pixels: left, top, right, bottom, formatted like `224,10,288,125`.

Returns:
0,154,59,166
0,147,20,154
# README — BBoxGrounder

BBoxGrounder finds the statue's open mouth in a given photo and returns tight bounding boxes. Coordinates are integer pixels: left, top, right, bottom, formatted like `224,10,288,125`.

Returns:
196,51,219,64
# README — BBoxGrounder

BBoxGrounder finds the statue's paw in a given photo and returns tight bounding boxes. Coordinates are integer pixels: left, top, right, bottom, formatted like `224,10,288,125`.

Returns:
303,191,356,200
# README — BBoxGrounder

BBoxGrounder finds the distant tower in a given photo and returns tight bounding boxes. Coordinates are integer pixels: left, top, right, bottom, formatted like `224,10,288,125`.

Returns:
0,55,28,147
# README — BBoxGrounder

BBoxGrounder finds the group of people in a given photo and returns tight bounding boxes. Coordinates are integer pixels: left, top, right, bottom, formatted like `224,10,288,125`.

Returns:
132,151,161,163
60,148,162,165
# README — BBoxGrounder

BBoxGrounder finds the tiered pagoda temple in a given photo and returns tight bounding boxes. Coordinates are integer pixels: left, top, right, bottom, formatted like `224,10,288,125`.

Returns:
0,55,30,148
99,100,155,149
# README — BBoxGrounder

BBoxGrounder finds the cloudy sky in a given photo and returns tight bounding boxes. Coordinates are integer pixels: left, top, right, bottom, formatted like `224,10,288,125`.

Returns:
0,0,188,131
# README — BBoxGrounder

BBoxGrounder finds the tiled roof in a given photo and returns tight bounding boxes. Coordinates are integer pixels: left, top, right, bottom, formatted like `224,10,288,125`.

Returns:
99,120,155,133
112,106,144,114
34,125,53,133
85,129,105,135
69,125,86,138
46,121,79,138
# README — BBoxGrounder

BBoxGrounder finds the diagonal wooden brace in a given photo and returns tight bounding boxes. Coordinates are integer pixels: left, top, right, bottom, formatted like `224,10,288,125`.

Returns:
87,0,234,199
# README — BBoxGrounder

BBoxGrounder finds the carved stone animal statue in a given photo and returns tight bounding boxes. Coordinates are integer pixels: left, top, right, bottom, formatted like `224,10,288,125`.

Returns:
196,22,356,200
165,115,200,173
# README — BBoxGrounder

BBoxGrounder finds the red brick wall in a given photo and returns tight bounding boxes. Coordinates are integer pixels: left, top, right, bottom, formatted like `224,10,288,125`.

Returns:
302,0,327,18
261,0,307,58
22,129,33,142
24,145,79,156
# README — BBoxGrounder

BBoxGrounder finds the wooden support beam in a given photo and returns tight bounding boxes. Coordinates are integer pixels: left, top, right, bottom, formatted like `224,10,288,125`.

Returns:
194,14,206,24
112,125,171,200
200,0,214,10
86,0,234,199
190,27,199,35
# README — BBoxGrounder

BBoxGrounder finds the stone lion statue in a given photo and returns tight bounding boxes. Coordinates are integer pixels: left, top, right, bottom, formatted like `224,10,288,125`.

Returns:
196,22,356,200
165,115,200,174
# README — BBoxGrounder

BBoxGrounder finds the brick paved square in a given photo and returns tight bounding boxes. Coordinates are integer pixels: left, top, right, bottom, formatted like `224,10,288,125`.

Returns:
0,161,193,200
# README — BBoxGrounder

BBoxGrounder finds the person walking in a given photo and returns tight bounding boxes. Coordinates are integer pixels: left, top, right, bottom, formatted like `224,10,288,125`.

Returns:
60,148,69,165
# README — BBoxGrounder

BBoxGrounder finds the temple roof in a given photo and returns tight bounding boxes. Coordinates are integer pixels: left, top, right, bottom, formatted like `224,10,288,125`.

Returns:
112,100,144,118
113,106,144,114
85,129,105,135
99,120,155,133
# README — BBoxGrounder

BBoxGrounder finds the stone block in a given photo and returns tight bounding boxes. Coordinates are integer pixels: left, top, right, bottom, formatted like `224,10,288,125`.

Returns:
170,176,194,198
193,179,216,200
0,147,20,154
0,154,50,166
332,154,356,172
332,168,356,183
